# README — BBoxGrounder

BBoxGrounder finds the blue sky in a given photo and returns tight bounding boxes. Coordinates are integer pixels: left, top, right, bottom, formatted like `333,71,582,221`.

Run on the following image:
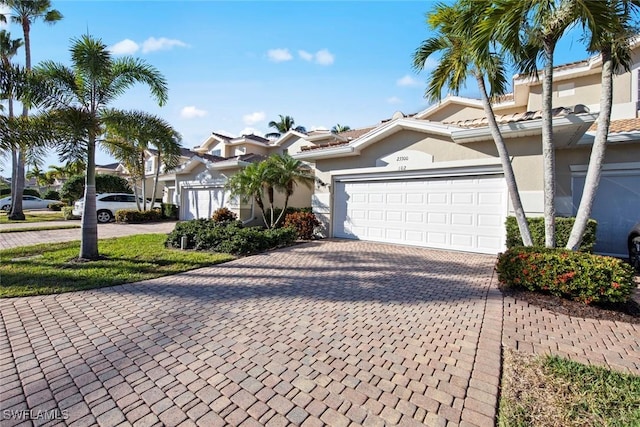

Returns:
1,0,593,171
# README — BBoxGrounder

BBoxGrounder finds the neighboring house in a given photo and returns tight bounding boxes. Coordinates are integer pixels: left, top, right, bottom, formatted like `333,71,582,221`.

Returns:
291,48,640,257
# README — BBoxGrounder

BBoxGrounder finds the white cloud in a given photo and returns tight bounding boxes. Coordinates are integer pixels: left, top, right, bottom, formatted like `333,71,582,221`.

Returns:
387,96,403,105
180,106,207,119
267,48,293,62
109,39,139,55
397,75,421,87
315,49,334,66
142,37,189,53
298,50,313,61
242,111,266,125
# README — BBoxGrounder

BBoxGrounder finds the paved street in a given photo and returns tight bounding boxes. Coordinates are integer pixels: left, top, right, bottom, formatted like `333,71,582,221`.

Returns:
1,232,638,426
0,222,177,250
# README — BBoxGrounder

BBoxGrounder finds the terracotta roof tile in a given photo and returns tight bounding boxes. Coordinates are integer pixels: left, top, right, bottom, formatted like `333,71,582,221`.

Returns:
300,140,350,152
444,107,575,129
589,117,640,133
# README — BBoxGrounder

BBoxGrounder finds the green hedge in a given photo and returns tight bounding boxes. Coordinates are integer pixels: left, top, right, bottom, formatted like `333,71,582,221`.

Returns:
166,219,296,255
115,209,162,223
506,216,597,252
496,246,635,305
43,190,60,201
62,206,78,220
47,202,65,211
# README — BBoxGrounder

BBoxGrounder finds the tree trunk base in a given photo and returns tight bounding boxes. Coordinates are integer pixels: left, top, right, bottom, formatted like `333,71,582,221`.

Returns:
8,213,26,221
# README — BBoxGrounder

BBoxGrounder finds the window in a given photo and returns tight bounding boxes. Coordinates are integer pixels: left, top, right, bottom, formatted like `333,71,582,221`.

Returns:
145,158,154,173
210,149,221,156
557,82,574,97
235,146,246,156
282,149,288,155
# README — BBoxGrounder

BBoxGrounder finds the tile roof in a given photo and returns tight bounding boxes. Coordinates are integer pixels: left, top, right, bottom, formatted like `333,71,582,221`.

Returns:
589,117,640,133
96,162,120,169
337,126,377,140
300,140,351,152
300,126,377,151
444,106,576,129
242,134,270,144
211,132,233,140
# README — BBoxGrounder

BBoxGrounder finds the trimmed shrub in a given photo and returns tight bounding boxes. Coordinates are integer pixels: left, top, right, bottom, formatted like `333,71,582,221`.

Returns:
269,206,312,227
0,188,10,197
62,206,78,220
496,246,635,305
43,190,60,201
115,209,162,223
166,220,296,255
23,188,40,197
283,211,321,240
506,216,597,252
161,203,179,220
212,207,237,223
48,202,65,211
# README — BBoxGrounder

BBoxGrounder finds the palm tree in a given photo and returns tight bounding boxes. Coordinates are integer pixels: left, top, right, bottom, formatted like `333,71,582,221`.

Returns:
226,160,271,226
331,124,351,133
414,0,533,246
269,154,315,227
566,1,639,250
483,0,613,247
35,35,168,260
266,114,307,139
1,0,62,220
104,110,182,210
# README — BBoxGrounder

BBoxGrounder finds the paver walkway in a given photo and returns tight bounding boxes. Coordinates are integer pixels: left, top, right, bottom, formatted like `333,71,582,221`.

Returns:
0,222,177,250
0,241,502,427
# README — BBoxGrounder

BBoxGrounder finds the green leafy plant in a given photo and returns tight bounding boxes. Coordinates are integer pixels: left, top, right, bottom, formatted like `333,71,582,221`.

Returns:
43,190,60,201
62,206,78,220
211,207,238,223
161,203,179,220
496,246,635,304
47,202,65,211
60,174,132,204
23,188,41,197
115,209,162,223
283,211,321,240
166,219,296,255
506,216,597,252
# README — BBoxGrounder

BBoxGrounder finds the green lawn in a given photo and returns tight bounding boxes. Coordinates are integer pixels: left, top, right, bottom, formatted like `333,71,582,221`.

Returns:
0,224,80,233
0,234,234,297
499,349,640,427
0,211,66,223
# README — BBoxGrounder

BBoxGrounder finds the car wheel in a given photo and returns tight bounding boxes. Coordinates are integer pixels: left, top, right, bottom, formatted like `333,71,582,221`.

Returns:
97,210,113,223
1,204,10,211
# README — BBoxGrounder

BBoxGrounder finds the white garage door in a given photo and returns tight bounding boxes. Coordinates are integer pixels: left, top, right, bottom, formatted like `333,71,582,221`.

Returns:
182,188,225,220
573,170,640,257
333,175,507,254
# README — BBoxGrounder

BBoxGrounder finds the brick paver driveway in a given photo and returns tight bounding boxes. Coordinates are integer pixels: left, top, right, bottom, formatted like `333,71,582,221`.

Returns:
1,240,502,427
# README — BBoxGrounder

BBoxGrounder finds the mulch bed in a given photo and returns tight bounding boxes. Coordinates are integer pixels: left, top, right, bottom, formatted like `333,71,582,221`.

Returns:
498,276,640,325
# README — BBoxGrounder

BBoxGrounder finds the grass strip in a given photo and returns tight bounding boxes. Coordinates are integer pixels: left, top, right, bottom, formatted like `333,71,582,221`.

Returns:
0,212,66,223
498,349,640,427
0,234,234,298
0,224,80,233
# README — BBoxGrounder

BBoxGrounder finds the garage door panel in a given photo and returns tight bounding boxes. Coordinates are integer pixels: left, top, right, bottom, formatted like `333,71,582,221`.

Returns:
334,176,507,254
183,188,224,220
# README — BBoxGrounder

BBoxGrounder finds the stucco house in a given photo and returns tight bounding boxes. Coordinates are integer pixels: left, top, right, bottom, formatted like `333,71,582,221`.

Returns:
292,49,640,257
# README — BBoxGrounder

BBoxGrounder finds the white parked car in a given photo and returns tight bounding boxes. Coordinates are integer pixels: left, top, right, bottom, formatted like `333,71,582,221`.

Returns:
0,195,59,211
73,193,145,223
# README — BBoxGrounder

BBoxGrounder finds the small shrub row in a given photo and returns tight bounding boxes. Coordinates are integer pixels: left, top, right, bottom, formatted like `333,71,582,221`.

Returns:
115,209,162,223
496,246,635,305
283,211,321,240
166,220,296,255
43,190,60,201
506,216,597,252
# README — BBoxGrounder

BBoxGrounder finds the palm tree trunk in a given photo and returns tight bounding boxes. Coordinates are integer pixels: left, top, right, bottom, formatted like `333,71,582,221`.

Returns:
566,47,613,250
151,151,161,210
80,135,99,260
267,186,275,228
476,74,532,246
141,152,147,211
541,41,556,248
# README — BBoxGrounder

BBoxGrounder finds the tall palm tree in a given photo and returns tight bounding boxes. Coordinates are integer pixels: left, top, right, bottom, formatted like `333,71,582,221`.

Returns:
104,110,182,210
269,154,315,227
35,35,168,260
331,124,351,133
1,0,62,220
414,0,533,246
566,1,640,250
226,160,271,226
266,114,307,139
483,0,612,247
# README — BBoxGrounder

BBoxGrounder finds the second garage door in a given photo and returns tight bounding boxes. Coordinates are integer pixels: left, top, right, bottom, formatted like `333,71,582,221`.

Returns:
182,188,225,220
333,175,507,254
